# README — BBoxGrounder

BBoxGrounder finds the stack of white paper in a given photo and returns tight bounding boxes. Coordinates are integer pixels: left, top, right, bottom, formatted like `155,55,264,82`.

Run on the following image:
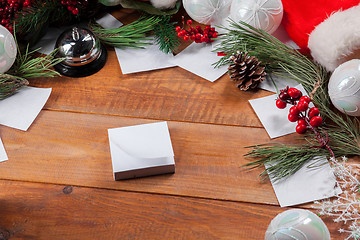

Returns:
108,121,175,180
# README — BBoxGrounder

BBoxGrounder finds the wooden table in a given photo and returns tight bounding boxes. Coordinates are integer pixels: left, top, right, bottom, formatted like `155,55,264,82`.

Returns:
0,9,342,240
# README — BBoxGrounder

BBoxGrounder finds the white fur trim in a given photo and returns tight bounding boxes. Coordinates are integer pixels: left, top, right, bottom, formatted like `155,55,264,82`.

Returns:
150,0,177,9
308,5,360,72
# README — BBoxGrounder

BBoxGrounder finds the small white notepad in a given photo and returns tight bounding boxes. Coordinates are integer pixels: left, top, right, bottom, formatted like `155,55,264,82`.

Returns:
0,137,7,162
108,121,175,180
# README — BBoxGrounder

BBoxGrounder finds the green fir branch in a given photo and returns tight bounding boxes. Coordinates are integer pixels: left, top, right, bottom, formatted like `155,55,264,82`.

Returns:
90,15,163,49
215,20,360,179
8,47,63,79
153,16,180,54
0,74,28,100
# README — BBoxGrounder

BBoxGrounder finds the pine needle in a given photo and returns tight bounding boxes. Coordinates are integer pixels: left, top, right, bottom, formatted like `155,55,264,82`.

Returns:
214,19,360,179
0,74,28,99
153,16,180,54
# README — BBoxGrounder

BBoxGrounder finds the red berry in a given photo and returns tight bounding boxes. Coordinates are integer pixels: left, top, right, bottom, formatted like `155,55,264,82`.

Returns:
296,124,307,134
297,119,306,126
289,106,300,115
196,25,202,31
279,92,290,101
200,36,206,42
288,114,299,122
297,101,309,111
308,107,320,118
189,27,195,33
310,116,323,127
180,30,187,35
195,33,202,39
299,96,311,104
177,32,183,37
190,34,196,41
205,25,210,31
183,35,189,41
287,88,301,99
72,8,79,15
175,26,181,32
187,20,192,25
276,99,287,109
212,32,218,38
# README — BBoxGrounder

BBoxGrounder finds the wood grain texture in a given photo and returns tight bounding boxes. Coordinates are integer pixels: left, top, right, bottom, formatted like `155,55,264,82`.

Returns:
28,19,272,128
0,110,302,205
0,180,342,240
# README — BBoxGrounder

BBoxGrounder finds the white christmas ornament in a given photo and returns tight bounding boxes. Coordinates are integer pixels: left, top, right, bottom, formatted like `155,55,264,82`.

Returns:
0,25,16,73
265,209,331,240
230,0,283,34
328,59,360,116
150,0,177,9
182,0,232,25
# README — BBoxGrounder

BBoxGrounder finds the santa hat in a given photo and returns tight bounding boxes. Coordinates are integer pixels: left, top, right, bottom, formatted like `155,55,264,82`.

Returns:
282,0,360,72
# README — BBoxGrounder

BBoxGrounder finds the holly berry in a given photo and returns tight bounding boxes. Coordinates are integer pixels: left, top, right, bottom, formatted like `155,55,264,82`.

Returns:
187,20,192,25
279,91,290,101
175,17,218,44
297,101,309,111
296,124,307,134
183,35,189,41
308,107,320,118
287,88,301,99
276,99,287,109
310,116,323,127
288,114,299,122
175,26,181,32
299,96,311,104
297,119,306,126
289,106,300,116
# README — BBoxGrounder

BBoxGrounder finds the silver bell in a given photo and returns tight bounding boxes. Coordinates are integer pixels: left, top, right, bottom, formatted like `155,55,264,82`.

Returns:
54,26,107,77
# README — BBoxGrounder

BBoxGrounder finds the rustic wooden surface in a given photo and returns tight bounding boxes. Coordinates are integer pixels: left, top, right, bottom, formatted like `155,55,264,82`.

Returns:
0,8,343,240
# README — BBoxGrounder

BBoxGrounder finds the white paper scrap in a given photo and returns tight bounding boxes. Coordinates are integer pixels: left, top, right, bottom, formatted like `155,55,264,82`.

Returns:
249,84,311,139
115,38,176,74
267,156,342,207
96,13,123,29
108,121,175,176
0,137,8,162
258,74,299,93
0,87,52,131
171,42,227,82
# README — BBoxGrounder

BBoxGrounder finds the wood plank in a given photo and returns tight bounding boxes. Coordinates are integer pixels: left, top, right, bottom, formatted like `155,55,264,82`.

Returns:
0,110,303,205
29,41,272,128
0,180,342,240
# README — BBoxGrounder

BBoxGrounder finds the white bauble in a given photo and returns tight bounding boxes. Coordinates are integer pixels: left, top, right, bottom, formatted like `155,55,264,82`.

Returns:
0,25,16,73
328,59,360,116
150,0,177,9
265,209,330,240
230,0,283,34
182,0,232,25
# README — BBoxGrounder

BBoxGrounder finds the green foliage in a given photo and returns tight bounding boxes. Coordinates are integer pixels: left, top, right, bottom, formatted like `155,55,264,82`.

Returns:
90,15,162,49
214,20,360,179
0,74,28,100
153,16,180,54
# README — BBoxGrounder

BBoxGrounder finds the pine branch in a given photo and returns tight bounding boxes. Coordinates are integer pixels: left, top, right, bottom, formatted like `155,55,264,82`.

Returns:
215,20,360,179
89,15,163,49
8,46,63,79
0,74,28,100
153,16,180,54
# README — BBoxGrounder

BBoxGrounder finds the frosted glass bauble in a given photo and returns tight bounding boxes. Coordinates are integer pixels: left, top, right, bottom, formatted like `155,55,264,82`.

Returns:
230,0,283,34
182,0,232,25
328,59,360,116
0,25,16,73
265,209,330,240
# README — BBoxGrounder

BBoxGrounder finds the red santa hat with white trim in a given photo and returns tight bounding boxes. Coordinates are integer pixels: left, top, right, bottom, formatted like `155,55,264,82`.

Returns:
282,0,360,72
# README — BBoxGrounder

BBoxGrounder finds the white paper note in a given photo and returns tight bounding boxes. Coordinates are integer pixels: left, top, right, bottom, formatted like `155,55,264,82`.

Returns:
249,84,310,139
0,87,52,131
115,38,176,74
108,121,175,176
258,74,299,93
267,156,342,207
171,42,227,82
0,137,7,162
96,13,123,29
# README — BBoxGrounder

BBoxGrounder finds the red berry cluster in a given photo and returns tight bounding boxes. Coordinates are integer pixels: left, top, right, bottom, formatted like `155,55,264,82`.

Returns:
0,0,32,32
276,87,323,134
60,0,88,15
175,18,218,43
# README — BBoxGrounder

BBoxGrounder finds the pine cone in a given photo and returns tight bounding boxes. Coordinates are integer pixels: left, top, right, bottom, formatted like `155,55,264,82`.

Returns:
228,52,266,91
